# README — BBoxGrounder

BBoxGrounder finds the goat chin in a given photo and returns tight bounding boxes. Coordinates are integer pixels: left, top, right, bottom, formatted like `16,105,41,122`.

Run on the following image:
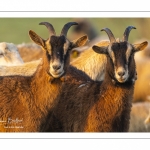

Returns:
51,71,64,78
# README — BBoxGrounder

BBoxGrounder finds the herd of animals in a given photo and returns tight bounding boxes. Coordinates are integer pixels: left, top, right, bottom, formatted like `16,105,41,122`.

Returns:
0,21,150,132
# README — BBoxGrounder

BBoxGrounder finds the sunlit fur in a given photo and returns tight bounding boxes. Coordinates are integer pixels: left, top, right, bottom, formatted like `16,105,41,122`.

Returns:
0,25,88,132
17,43,43,62
71,41,108,81
0,49,64,132
0,32,71,132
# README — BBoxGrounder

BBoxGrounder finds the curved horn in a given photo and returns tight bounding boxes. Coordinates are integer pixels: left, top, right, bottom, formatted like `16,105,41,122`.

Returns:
39,22,56,36
60,22,78,36
123,26,136,42
101,28,116,43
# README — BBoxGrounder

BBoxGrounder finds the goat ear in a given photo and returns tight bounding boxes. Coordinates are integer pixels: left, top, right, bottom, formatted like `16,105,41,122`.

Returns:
71,35,88,48
133,41,148,52
92,45,108,54
29,30,45,47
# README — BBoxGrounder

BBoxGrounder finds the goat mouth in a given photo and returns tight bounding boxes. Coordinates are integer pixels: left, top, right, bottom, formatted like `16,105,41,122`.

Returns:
50,71,65,78
116,77,128,83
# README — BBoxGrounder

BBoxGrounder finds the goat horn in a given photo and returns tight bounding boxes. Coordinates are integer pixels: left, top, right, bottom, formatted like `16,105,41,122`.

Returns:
60,22,78,36
101,28,116,43
39,22,56,36
123,26,136,42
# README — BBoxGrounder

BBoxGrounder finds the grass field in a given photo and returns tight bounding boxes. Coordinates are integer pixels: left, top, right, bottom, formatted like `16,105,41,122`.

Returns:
0,18,149,44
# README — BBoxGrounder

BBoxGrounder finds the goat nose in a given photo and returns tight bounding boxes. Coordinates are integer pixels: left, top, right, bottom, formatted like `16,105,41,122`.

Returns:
118,71,125,77
53,65,61,70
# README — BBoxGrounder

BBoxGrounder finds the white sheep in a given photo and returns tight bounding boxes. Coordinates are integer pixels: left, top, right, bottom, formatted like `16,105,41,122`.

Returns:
0,42,24,66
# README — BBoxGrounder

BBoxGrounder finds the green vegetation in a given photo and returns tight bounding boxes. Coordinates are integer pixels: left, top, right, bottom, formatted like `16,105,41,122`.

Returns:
0,18,149,44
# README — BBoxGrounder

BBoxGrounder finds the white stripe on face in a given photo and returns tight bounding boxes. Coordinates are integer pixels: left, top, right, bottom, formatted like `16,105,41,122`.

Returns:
45,39,52,55
108,43,131,83
108,45,115,63
126,43,133,63
63,39,70,55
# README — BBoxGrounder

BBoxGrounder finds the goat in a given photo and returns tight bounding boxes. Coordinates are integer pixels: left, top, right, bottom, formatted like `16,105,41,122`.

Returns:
0,22,88,132
44,26,148,132
0,42,24,66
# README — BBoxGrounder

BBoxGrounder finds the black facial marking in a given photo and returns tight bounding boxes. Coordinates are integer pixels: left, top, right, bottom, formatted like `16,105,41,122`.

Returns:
106,41,136,83
111,42,128,68
50,36,66,62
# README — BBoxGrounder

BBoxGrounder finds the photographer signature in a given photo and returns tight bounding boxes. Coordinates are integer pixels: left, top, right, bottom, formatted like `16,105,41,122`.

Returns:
0,118,24,129
0,117,23,124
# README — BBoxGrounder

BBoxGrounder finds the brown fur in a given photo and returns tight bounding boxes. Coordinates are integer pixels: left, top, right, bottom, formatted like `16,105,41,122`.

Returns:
46,78,133,132
17,43,43,62
0,52,63,132
0,23,88,132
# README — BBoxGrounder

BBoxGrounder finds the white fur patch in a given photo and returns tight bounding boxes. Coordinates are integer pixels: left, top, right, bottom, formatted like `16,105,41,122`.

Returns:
0,42,24,66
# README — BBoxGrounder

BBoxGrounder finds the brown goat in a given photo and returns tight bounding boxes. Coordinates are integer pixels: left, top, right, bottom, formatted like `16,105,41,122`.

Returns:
0,22,88,132
44,26,148,132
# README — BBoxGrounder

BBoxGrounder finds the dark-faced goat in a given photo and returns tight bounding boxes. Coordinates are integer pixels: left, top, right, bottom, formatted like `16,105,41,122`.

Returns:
0,22,88,132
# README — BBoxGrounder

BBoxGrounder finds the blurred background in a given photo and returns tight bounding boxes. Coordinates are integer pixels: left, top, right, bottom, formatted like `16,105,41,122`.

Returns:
0,18,150,132
0,18,149,44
